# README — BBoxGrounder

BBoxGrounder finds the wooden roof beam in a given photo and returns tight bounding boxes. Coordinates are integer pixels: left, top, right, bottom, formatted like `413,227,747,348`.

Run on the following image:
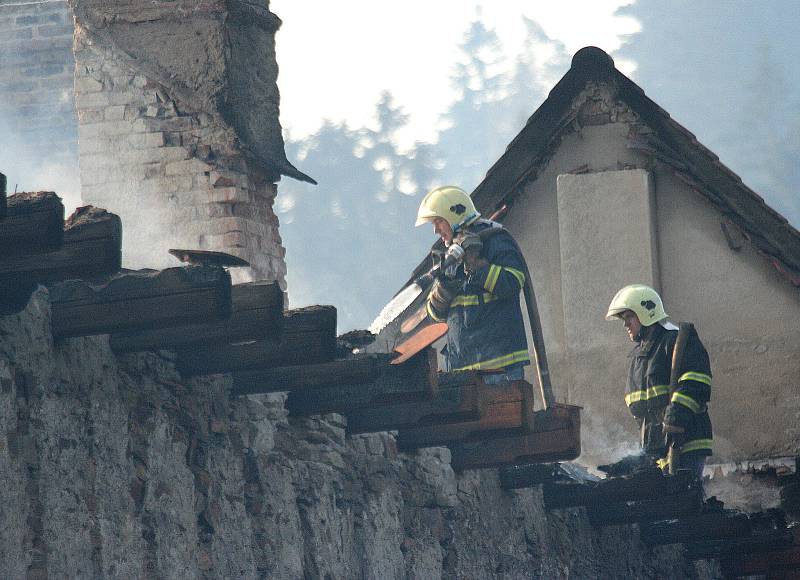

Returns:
0,191,64,258
176,305,337,376
110,281,283,353
283,347,438,414
49,266,232,340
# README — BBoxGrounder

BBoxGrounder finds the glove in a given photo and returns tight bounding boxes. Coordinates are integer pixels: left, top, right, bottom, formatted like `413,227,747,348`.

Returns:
429,278,459,315
454,232,487,273
442,243,464,279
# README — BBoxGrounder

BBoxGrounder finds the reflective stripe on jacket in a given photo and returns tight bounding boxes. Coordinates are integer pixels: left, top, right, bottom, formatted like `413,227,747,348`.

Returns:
427,219,530,372
626,323,713,456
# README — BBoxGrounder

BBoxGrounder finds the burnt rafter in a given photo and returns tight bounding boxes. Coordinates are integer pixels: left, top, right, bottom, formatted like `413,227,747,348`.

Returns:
176,305,337,376
110,281,283,353
0,205,121,316
49,266,233,340
283,348,438,415
0,191,64,258
0,205,121,284
0,172,6,219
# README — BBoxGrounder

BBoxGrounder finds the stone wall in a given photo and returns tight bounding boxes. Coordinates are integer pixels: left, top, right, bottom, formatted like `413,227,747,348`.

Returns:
0,289,718,578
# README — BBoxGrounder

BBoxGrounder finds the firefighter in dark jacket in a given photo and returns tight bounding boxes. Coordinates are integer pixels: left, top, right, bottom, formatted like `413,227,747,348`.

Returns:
606,284,713,477
415,186,530,385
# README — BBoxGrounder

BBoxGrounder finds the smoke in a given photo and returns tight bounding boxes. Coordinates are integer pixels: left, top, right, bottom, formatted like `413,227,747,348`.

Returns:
576,404,642,473
0,115,81,213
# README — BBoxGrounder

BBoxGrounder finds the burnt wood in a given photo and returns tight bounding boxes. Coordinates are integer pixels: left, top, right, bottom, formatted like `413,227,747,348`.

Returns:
448,404,582,471
541,468,696,508
284,348,438,414
691,530,794,562
396,380,536,451
500,462,598,490
0,191,64,258
345,372,484,434
110,281,283,352
176,305,337,376
0,172,6,219
50,266,232,339
0,206,121,283
640,509,754,546
586,487,704,526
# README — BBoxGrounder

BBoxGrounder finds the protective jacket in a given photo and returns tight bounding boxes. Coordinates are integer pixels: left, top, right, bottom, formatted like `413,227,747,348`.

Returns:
626,323,713,458
426,219,530,372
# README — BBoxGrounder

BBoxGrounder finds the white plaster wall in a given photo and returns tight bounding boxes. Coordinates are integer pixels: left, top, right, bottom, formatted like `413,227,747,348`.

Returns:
654,169,800,459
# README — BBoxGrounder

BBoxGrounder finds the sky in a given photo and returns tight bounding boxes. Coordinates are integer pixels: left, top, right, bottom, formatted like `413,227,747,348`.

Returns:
271,0,640,148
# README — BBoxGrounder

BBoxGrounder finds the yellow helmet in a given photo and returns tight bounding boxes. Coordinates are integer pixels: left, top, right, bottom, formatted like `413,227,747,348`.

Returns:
415,185,480,233
605,284,668,326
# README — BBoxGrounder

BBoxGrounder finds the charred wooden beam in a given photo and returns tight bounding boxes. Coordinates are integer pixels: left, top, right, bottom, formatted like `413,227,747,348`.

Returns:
0,172,7,219
586,487,704,526
345,371,483,434
448,404,582,471
284,348,438,414
0,191,64,258
50,266,232,339
718,528,800,574
110,281,283,353
176,305,337,376
640,509,754,546
396,380,536,451
0,206,121,284
499,462,599,490
541,468,697,509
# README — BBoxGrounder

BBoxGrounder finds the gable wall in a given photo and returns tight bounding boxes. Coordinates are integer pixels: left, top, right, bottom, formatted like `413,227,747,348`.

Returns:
503,116,799,463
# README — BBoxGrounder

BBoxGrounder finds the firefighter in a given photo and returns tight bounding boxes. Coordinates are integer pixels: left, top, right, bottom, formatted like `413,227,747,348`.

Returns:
415,185,530,385
606,284,713,477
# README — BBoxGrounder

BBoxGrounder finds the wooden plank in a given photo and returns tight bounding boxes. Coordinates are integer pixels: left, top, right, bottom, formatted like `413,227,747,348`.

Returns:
176,305,337,376
448,404,581,471
284,348,438,414
396,380,536,451
49,266,232,339
587,488,704,526
541,469,697,508
109,281,283,352
0,191,64,258
694,532,795,563
0,205,121,283
345,372,484,434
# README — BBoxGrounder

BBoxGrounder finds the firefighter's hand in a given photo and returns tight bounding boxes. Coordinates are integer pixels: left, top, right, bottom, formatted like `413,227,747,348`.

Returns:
454,232,484,273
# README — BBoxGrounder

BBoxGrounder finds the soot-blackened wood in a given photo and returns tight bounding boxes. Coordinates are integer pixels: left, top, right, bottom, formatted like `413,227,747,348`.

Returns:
176,305,337,376
284,348,438,415
345,372,484,434
448,404,581,471
109,281,283,352
0,172,6,219
692,530,794,562
500,461,600,490
396,380,535,451
542,468,696,508
587,487,704,526
50,266,232,339
0,206,121,283
0,191,64,258
640,509,753,546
